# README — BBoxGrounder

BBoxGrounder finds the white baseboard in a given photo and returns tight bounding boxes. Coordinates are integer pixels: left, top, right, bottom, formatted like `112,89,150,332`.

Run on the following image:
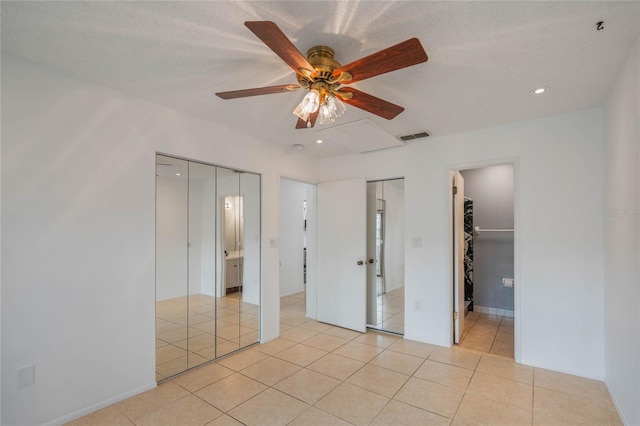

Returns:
43,382,157,426
280,288,304,298
261,333,279,344
474,305,514,318
605,381,628,425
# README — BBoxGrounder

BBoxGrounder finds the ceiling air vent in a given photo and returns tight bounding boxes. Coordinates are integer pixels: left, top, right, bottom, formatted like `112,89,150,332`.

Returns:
399,131,430,141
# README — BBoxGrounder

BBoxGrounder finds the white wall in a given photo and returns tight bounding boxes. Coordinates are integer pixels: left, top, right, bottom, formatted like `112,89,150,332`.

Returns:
603,37,640,426
0,54,318,426
320,108,605,379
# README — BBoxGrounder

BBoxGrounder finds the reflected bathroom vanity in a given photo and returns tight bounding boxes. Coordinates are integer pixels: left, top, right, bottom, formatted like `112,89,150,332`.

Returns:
224,251,243,293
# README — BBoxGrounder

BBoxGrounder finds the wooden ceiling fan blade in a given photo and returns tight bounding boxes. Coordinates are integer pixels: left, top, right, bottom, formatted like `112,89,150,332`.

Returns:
295,110,319,129
215,84,301,99
337,87,404,120
333,38,427,84
245,21,317,78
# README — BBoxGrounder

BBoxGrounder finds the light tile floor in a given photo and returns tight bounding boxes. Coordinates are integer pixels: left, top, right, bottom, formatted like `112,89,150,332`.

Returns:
459,311,514,358
71,292,621,425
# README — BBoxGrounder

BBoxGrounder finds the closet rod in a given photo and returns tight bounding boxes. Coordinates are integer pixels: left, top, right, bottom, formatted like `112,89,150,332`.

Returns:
474,226,514,233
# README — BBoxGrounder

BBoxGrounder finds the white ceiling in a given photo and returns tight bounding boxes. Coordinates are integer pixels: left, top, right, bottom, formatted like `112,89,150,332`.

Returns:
2,1,638,158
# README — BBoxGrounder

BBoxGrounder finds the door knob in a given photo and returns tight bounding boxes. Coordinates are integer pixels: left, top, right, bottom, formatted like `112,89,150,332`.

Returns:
357,260,364,266
368,259,374,264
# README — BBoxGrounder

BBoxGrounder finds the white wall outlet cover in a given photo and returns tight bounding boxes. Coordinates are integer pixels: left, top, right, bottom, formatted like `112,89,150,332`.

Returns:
17,365,35,388
269,238,277,248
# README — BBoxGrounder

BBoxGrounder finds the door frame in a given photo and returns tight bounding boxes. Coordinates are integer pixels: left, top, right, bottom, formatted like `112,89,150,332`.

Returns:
447,159,521,362
452,171,465,344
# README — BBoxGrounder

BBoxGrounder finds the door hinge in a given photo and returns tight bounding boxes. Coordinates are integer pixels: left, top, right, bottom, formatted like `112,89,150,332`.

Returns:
454,311,458,320
452,186,458,195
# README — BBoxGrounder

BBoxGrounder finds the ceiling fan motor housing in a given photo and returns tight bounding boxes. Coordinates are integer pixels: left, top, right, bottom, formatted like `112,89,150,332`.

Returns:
297,46,341,88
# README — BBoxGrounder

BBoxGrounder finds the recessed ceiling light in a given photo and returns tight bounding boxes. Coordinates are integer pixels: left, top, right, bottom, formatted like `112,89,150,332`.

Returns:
292,143,304,150
531,86,549,95
176,173,181,176
316,139,323,144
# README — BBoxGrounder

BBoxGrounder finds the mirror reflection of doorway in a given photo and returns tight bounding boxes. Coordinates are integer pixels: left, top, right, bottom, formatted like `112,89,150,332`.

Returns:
221,194,244,295
367,178,404,335
279,178,316,329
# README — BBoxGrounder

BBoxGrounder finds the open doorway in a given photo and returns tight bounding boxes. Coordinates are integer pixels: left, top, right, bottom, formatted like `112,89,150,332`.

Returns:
279,178,317,332
452,164,515,358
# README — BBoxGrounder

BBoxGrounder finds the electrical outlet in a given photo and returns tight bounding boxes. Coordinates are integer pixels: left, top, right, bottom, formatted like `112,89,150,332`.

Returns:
414,300,422,311
17,365,35,388
270,238,277,248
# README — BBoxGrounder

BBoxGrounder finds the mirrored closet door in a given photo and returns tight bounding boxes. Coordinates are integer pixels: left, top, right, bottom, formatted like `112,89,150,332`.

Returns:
366,179,404,334
155,154,261,381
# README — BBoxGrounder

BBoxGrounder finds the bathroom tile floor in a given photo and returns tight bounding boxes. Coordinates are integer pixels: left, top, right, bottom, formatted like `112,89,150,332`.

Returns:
70,292,621,425
459,311,514,358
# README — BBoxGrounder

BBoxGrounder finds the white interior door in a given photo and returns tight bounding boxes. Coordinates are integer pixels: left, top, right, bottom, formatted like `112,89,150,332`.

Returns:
317,178,367,332
453,171,465,343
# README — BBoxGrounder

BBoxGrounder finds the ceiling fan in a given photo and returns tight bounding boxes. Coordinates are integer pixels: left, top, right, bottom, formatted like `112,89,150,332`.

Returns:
215,21,428,129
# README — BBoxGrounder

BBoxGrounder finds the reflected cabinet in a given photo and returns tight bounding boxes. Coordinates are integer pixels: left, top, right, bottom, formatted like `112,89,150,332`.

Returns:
155,154,261,381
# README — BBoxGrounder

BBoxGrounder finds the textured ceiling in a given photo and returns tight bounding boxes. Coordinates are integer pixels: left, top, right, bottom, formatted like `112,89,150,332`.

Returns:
2,1,639,158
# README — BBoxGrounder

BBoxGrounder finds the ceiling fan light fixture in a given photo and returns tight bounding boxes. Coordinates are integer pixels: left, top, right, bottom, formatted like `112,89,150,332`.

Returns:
293,89,320,121
318,104,334,124
318,94,346,125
